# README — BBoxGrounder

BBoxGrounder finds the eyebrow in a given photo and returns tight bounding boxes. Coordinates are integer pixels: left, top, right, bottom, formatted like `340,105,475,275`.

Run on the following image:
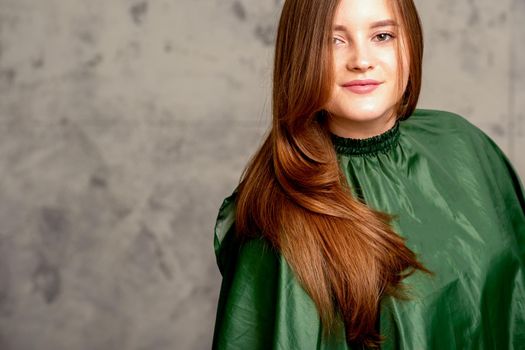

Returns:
333,19,398,32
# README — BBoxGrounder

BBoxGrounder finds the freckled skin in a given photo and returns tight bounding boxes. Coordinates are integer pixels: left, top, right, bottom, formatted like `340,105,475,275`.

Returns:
324,0,410,139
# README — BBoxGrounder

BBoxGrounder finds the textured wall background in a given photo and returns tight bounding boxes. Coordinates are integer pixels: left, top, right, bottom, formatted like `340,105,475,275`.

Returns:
0,0,523,349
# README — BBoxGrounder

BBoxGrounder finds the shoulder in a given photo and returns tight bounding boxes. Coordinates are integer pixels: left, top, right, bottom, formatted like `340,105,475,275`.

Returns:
401,109,520,180
213,189,280,275
214,190,237,255
404,108,497,149
407,108,480,134
408,109,524,198
213,190,238,275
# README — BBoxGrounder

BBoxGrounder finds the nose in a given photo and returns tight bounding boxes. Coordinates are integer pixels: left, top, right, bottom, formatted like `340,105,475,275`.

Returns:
346,41,374,72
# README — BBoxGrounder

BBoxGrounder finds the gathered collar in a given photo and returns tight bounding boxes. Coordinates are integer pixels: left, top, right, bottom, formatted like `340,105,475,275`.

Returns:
330,121,400,156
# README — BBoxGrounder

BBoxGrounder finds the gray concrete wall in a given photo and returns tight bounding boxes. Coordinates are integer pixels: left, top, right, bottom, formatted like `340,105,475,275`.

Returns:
0,0,522,349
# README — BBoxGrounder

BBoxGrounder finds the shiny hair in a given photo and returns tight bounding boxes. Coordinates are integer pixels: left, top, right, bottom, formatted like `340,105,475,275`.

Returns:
235,0,430,347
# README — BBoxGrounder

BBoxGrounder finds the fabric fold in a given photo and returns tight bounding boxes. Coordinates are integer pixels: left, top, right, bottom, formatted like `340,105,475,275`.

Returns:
212,109,525,349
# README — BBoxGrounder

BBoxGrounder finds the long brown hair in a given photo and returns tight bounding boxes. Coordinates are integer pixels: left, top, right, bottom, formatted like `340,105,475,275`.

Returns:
235,0,430,347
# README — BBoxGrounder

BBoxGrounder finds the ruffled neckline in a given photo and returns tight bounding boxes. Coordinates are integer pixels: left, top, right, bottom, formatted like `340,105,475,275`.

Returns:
331,121,400,156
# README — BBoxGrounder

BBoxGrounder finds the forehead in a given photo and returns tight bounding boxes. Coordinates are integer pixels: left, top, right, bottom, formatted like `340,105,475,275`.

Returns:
333,0,396,27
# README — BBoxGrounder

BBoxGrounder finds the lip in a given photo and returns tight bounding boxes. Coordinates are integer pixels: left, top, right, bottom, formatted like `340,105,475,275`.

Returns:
342,79,382,94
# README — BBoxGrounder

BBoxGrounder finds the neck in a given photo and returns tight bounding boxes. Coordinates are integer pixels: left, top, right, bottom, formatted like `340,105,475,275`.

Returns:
328,114,397,139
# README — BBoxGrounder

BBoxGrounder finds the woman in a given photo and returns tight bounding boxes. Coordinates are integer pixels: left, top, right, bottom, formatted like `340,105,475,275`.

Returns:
212,0,525,348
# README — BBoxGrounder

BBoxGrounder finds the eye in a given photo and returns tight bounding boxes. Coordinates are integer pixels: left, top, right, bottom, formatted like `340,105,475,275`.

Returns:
332,37,345,45
374,32,395,42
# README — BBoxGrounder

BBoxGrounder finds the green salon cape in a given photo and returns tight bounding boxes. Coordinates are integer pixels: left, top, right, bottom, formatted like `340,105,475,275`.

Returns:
211,109,525,349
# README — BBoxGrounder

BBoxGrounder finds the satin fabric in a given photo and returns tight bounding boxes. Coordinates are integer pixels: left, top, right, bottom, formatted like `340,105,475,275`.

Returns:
212,109,525,349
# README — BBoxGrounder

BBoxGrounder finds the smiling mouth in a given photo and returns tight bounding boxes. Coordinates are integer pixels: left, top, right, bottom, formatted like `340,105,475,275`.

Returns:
342,82,382,94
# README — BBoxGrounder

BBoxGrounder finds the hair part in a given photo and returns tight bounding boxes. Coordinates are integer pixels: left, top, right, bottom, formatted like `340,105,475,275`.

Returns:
235,0,430,348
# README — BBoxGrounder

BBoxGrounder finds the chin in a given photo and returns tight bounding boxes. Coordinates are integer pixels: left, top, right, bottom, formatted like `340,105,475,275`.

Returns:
336,107,393,123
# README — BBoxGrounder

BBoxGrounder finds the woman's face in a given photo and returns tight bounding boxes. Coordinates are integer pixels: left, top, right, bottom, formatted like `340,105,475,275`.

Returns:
323,0,409,138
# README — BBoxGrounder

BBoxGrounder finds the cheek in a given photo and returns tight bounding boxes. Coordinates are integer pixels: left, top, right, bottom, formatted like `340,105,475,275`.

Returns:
379,49,401,75
401,51,410,80
333,53,348,72
325,88,341,109
400,58,410,97
383,49,410,94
